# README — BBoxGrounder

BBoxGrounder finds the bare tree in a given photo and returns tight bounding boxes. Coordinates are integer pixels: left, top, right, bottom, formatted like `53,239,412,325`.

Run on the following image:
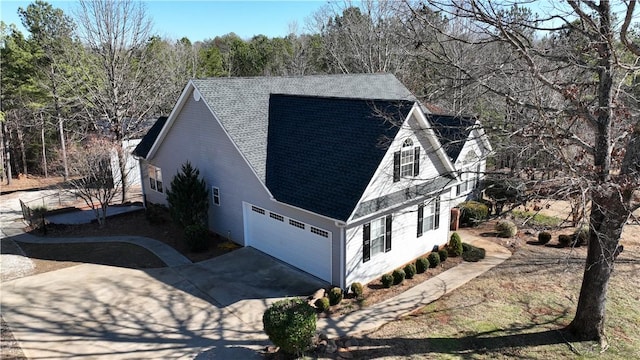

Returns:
410,0,640,345
74,0,156,202
67,137,121,226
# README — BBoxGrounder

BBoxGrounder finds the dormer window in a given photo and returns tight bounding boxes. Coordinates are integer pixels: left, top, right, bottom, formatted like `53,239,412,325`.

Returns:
393,138,420,182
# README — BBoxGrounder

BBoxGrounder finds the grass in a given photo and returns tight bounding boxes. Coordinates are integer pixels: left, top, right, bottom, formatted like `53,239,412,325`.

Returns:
512,210,564,228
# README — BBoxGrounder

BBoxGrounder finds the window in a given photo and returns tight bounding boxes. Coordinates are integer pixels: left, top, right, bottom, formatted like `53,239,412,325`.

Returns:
148,165,163,193
212,187,220,205
289,219,305,229
456,170,475,196
311,227,329,238
269,212,284,222
417,196,440,237
251,206,265,214
363,215,392,262
393,139,420,182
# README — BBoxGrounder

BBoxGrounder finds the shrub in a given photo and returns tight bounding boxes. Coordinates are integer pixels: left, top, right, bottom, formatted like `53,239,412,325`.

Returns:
438,249,449,262
404,263,417,279
314,297,330,312
495,220,518,238
184,223,209,252
328,287,343,306
415,257,430,274
458,201,489,227
558,234,573,247
427,252,441,268
350,282,364,299
392,268,406,285
448,232,463,257
381,273,394,288
574,228,589,246
145,203,168,224
538,231,552,244
166,162,209,229
263,298,316,355
462,243,486,262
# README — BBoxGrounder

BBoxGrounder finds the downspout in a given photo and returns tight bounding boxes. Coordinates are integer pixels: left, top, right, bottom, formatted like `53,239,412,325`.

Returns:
335,220,347,289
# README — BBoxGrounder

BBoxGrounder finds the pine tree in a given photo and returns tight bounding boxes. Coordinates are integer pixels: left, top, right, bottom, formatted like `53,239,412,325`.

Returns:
166,162,209,228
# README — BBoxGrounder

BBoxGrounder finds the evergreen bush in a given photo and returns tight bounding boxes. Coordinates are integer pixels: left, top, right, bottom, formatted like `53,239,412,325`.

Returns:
558,234,572,247
458,201,489,227
462,243,486,262
415,257,430,274
495,220,518,238
328,287,343,305
392,268,406,284
314,297,330,312
350,282,364,299
381,273,394,288
438,249,449,262
538,231,552,244
403,263,417,279
427,252,441,267
166,162,209,229
263,298,316,355
448,232,463,257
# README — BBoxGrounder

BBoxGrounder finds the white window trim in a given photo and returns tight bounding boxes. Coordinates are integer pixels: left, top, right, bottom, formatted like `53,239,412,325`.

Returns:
422,197,440,232
148,165,163,193
370,216,387,258
400,139,415,177
212,186,220,206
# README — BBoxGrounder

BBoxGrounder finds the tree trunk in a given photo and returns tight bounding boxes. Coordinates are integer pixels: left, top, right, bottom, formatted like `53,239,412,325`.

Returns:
1,122,11,185
57,114,68,181
41,114,48,178
16,127,27,176
116,143,128,203
568,189,628,343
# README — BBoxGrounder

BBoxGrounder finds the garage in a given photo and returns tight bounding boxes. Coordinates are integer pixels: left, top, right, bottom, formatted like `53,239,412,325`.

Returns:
243,203,332,282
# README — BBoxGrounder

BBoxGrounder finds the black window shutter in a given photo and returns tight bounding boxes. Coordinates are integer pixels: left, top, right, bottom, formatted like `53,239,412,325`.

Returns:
363,223,371,263
413,147,420,176
456,184,461,196
434,197,441,229
393,151,401,182
385,215,392,252
417,203,424,237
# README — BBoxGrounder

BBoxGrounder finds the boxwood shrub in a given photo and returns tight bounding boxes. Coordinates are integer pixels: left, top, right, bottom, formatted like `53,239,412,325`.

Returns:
538,231,552,244
381,273,394,288
415,257,430,274
263,298,316,355
350,282,364,299
462,243,486,262
438,249,448,262
427,252,441,268
404,263,417,279
458,201,489,227
495,220,518,238
392,268,406,285
314,297,330,312
448,232,463,257
328,287,343,306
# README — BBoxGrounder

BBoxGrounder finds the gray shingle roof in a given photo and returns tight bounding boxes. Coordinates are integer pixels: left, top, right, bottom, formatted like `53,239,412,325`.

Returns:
428,114,477,162
266,94,415,221
192,74,416,181
133,116,168,158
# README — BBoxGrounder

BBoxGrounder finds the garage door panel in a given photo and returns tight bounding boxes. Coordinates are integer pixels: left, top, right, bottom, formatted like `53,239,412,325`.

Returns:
244,204,331,282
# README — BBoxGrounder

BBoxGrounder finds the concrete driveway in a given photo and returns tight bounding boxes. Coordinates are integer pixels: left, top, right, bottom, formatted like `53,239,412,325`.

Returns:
1,231,327,358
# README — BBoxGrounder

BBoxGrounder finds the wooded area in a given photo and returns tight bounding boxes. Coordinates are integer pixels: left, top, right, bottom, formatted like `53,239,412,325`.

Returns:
1,0,639,348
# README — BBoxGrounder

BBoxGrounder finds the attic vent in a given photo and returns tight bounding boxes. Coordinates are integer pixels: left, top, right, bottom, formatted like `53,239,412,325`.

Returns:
193,89,201,102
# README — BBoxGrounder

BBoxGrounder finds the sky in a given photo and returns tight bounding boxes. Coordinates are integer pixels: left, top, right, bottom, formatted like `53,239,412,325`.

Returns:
0,0,327,41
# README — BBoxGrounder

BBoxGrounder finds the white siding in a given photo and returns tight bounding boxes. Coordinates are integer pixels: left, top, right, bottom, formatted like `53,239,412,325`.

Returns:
344,192,452,286
450,129,488,206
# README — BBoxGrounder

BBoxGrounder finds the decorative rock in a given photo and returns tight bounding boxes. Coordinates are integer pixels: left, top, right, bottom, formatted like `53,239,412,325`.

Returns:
318,332,329,341
338,348,353,359
309,288,326,301
265,345,279,353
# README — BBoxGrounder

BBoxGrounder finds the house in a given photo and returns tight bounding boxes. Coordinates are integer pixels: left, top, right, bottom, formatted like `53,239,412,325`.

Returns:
429,115,492,206
133,74,490,288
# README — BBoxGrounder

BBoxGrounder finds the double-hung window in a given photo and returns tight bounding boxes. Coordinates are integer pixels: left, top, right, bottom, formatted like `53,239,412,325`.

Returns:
148,165,163,193
212,187,220,205
363,215,392,262
417,196,440,237
393,139,420,182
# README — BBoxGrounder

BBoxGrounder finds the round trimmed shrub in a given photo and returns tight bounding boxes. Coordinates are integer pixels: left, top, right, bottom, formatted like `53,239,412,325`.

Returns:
404,263,417,279
448,232,463,257
538,231,552,244
558,234,572,247
438,249,448,262
184,223,209,252
263,298,316,355
495,220,517,238
381,273,394,288
574,228,589,246
350,282,364,299
314,297,330,312
458,201,489,227
415,257,430,274
392,268,406,285
328,287,343,306
427,252,441,268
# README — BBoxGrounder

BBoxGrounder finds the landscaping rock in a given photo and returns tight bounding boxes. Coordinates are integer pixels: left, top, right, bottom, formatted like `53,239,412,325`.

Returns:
326,339,338,353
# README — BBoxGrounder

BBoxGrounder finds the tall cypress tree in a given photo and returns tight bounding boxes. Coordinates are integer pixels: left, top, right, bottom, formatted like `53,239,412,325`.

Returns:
166,162,209,228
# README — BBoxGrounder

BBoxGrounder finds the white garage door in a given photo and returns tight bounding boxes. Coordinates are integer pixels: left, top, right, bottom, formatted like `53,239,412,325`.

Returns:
244,203,332,282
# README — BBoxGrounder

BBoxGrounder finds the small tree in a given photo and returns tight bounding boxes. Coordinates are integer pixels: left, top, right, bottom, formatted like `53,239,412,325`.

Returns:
166,161,209,228
67,137,121,226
